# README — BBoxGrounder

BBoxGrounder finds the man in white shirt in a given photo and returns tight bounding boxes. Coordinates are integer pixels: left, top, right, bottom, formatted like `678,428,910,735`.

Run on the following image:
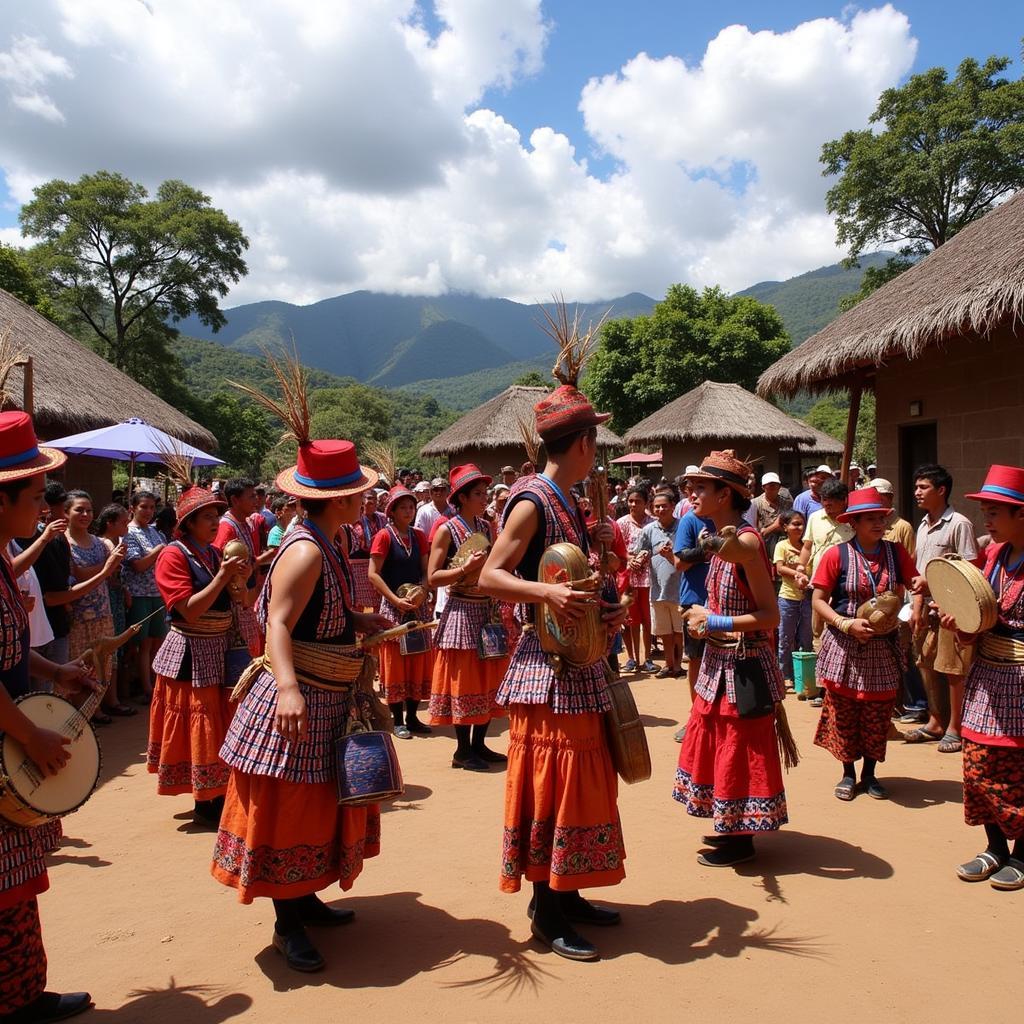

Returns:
414,477,452,535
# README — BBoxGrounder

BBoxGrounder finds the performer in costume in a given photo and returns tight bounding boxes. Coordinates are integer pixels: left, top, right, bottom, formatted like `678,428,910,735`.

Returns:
148,471,249,826
674,451,792,868
212,478,263,657
368,483,434,739
344,491,387,611
213,356,392,972
944,465,1024,891
427,464,508,771
0,412,94,1023
479,313,630,963
810,488,918,802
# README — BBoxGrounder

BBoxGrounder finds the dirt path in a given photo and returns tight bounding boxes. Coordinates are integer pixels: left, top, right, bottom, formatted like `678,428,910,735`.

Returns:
40,676,1021,1023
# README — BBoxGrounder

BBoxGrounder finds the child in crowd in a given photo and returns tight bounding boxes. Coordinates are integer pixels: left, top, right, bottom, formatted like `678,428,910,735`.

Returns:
774,510,811,689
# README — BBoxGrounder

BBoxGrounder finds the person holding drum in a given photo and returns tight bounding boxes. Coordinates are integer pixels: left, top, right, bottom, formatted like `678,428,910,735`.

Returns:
675,451,792,868
480,363,630,963
809,487,919,802
212,356,392,973
148,478,249,827
0,411,96,1023
427,464,508,771
941,465,1024,891
368,483,434,739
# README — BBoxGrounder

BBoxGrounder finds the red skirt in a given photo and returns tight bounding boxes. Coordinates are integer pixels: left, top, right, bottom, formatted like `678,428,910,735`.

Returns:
963,739,1024,839
378,641,434,705
673,693,788,834
147,676,232,799
211,769,381,903
814,689,896,764
428,649,508,725
501,703,625,893
0,898,46,1016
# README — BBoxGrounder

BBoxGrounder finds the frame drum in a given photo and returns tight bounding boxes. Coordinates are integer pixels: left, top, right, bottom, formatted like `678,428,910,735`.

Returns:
0,693,102,827
925,554,998,635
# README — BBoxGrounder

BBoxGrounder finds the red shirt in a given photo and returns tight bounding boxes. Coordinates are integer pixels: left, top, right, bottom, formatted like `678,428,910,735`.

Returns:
213,512,261,558
812,541,919,595
370,526,429,559
154,543,216,611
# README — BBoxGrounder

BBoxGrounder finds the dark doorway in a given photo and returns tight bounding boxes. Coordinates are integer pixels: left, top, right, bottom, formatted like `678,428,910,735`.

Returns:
899,423,937,523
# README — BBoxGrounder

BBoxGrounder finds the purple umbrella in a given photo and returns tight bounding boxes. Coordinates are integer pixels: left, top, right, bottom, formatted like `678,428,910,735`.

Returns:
46,418,223,493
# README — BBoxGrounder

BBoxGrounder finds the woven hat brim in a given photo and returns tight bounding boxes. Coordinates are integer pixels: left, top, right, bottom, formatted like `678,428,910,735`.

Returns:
0,445,67,483
685,470,751,500
177,496,228,527
275,465,380,500
965,489,1024,506
538,409,611,442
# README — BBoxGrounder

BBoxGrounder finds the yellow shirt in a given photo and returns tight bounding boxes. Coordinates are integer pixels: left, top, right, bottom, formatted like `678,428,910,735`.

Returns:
883,514,916,558
804,509,854,576
774,538,807,602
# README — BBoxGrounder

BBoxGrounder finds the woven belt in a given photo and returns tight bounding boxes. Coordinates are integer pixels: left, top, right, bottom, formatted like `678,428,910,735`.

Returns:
230,639,364,700
705,634,772,651
979,634,1024,665
171,612,233,638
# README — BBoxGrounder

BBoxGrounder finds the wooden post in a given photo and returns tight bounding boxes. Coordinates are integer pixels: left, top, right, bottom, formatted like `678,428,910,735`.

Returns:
11,357,33,416
842,374,864,487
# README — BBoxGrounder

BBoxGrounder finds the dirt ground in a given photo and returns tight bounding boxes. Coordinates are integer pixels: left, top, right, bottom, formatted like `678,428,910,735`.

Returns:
40,673,1022,1024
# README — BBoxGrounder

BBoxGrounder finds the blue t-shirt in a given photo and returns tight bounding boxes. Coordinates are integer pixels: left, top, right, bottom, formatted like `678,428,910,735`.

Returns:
793,489,823,520
673,511,715,606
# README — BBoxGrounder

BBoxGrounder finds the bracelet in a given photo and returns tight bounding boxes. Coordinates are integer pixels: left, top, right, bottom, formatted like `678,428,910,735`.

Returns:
836,617,852,635
706,614,734,632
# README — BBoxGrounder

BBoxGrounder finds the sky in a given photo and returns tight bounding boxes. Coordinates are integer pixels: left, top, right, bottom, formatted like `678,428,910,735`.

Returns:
0,0,1019,306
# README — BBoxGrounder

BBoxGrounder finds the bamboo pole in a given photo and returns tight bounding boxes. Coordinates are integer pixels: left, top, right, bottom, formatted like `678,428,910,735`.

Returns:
842,374,864,487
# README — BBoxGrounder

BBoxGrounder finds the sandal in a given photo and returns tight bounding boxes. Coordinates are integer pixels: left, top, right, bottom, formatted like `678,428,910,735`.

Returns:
104,704,138,717
834,777,857,801
904,726,942,744
937,732,963,754
989,857,1024,891
956,851,1005,882
863,778,888,800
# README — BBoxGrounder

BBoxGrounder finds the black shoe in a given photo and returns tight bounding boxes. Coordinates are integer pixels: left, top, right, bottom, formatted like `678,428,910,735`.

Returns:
472,746,508,764
298,894,356,927
697,838,756,867
558,893,621,926
7,991,93,1022
193,801,220,828
452,752,490,772
407,719,432,735
530,920,599,962
700,834,733,848
272,927,325,972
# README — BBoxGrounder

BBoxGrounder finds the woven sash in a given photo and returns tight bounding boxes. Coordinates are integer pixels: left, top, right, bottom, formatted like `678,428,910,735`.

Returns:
979,633,1024,665
171,611,233,637
230,639,365,701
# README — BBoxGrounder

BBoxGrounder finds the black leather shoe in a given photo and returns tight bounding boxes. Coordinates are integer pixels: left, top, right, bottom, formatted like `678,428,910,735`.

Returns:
452,752,490,772
272,927,325,972
530,920,599,962
472,746,508,764
8,991,93,1022
407,719,432,735
559,894,621,927
299,897,356,927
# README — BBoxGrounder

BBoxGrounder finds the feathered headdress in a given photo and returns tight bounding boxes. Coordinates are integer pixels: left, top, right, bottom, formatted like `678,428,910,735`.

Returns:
536,295,610,388
227,343,311,448
0,328,26,412
363,440,396,486
517,414,541,467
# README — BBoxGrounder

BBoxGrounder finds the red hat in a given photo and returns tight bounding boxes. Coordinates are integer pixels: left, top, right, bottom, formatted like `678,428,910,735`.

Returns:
686,450,753,499
966,465,1024,507
534,384,611,442
448,463,491,498
0,411,66,482
385,483,416,517
175,484,226,531
837,487,886,522
276,440,379,500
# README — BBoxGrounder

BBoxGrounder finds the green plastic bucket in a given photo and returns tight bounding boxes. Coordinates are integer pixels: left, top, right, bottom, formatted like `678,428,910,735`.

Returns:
792,651,817,694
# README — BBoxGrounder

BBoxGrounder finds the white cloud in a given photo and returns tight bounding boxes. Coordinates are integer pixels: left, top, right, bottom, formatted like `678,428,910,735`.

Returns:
0,2,917,305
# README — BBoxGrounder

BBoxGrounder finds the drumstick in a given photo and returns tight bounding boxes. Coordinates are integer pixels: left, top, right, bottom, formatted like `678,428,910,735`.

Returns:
356,620,438,648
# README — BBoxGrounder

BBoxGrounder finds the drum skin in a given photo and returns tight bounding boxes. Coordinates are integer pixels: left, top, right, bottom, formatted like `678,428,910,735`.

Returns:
604,677,652,784
536,542,605,668
0,693,101,826
925,554,998,635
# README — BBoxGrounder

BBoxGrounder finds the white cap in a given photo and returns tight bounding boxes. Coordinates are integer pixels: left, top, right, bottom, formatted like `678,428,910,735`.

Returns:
413,481,430,493
761,472,781,486
684,464,700,476
815,464,832,475
849,462,861,470
868,477,893,495
493,483,510,494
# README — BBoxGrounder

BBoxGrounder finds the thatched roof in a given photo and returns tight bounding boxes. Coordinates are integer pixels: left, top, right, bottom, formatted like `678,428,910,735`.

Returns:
624,381,838,450
420,385,622,456
794,419,844,456
758,192,1024,398
0,288,217,450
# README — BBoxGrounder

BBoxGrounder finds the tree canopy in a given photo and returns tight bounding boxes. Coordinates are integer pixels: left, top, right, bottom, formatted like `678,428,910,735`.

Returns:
821,54,1024,260
20,171,248,371
582,284,790,432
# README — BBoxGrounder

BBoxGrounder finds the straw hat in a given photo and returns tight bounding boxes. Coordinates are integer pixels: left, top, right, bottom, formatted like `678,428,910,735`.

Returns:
449,463,491,500
966,465,1024,507
0,411,66,482
386,483,417,517
686,450,753,499
175,484,226,530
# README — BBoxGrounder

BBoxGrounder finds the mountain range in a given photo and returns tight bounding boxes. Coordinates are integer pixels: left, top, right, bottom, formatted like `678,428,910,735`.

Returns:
178,253,894,410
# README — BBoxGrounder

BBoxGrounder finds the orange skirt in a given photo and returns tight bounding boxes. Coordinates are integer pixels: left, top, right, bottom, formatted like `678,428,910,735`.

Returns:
428,649,508,725
378,641,434,705
211,770,381,903
147,676,232,799
500,703,625,893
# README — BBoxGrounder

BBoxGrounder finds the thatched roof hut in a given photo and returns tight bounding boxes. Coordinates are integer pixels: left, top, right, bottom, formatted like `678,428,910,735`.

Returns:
421,384,622,475
623,381,840,487
756,192,1024,521
1,287,217,498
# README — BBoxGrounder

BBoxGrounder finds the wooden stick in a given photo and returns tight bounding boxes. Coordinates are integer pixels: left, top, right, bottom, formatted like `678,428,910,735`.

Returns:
842,374,864,487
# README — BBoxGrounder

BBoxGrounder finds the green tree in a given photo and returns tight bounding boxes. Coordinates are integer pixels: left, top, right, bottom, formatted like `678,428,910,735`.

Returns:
20,171,248,371
0,243,61,322
583,284,790,432
309,385,393,446
821,54,1024,260
512,370,550,388
838,256,914,312
806,392,876,467
203,393,276,477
